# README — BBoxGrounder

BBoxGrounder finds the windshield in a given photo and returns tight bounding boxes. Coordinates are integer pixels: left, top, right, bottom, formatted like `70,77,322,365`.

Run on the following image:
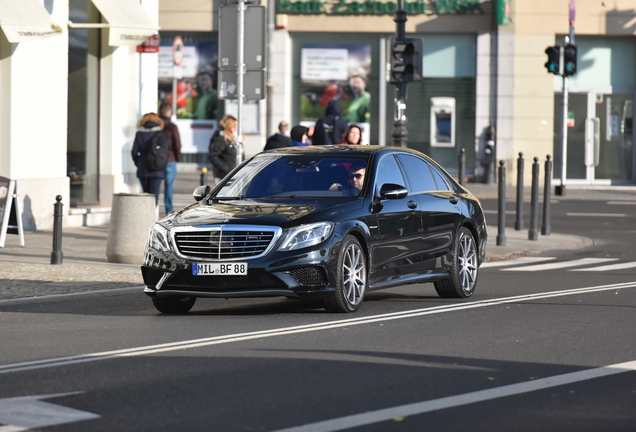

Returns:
215,154,370,199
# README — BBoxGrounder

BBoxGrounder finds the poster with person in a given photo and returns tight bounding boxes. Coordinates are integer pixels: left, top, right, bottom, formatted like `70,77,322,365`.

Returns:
300,44,371,144
158,41,219,155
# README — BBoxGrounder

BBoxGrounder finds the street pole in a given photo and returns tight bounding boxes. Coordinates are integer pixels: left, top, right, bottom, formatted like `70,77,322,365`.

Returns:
556,36,569,196
392,0,408,148
172,75,177,120
266,0,275,138
236,0,246,168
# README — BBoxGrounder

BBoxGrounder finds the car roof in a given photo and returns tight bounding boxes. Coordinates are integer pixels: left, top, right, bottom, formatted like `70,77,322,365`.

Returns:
261,145,431,160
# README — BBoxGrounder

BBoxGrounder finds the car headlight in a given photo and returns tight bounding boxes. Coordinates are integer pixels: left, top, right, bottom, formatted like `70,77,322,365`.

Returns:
148,223,170,252
278,222,334,251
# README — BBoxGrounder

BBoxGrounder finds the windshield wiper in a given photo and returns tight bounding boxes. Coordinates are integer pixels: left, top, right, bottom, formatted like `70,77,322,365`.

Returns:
210,196,243,203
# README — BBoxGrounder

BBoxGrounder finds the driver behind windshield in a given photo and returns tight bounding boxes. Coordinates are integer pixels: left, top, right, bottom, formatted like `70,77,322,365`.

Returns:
328,161,366,192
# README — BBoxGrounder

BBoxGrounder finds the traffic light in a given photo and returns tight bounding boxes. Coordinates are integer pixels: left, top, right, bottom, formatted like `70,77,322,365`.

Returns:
563,43,577,76
544,45,561,75
390,38,423,84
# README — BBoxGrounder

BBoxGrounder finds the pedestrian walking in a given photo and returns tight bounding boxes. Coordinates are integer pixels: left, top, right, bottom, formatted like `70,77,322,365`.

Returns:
208,115,243,185
312,100,348,145
131,112,168,205
290,125,310,146
264,120,291,150
159,102,182,214
341,124,363,145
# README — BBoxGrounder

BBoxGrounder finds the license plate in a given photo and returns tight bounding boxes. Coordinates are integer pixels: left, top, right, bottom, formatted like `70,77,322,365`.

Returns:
192,262,248,276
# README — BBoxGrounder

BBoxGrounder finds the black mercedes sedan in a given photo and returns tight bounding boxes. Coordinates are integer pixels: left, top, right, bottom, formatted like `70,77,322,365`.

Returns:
142,146,487,313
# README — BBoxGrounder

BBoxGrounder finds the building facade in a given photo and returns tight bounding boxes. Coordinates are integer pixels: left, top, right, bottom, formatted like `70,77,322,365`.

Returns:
160,0,636,188
0,0,159,230
1,0,635,232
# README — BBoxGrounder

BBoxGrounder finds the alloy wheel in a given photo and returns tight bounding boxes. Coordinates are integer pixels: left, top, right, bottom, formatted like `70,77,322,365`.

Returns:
457,232,477,292
343,242,366,306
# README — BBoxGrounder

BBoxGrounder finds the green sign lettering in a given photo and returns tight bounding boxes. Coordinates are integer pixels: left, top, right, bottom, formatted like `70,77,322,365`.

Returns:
278,0,482,15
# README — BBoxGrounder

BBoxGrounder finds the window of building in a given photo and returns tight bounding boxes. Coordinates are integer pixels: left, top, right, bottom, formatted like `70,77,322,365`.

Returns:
67,0,100,206
158,32,220,164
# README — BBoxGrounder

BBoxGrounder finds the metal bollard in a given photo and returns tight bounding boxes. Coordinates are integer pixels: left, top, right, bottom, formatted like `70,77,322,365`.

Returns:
50,195,63,265
515,152,524,230
542,155,552,236
528,157,540,240
496,160,506,246
458,148,465,186
200,167,208,186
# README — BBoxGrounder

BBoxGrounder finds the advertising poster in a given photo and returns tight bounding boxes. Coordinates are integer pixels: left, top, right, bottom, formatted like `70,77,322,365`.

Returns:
300,44,371,144
158,41,219,154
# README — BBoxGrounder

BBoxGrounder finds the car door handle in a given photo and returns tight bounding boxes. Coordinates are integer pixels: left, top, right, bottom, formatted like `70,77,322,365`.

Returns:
449,197,458,204
407,200,418,209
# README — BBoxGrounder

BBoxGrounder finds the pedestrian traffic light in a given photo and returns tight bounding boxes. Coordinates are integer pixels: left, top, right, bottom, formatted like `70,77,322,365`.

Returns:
544,45,561,75
563,43,577,76
390,38,423,84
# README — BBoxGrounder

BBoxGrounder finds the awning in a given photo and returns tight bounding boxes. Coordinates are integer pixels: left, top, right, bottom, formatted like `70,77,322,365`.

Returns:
0,0,63,43
68,0,159,48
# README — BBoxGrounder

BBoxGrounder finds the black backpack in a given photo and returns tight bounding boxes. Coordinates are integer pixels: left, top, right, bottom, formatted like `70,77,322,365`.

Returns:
146,133,168,171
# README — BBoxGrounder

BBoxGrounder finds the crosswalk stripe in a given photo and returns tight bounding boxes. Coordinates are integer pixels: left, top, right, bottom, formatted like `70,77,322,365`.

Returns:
571,261,636,272
501,258,618,272
481,257,556,268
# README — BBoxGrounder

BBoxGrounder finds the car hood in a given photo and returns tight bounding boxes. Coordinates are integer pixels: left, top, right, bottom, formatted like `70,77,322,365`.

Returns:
165,198,364,228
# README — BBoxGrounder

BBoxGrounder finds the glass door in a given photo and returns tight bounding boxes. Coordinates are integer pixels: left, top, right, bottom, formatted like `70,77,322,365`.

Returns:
555,91,634,184
591,93,633,181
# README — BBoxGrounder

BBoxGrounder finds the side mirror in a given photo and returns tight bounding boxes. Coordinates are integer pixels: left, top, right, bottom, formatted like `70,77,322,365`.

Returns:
193,185,211,202
379,183,408,200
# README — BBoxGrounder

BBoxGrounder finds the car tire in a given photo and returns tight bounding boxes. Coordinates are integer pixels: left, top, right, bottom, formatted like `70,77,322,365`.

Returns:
434,227,478,298
325,235,366,313
152,296,197,313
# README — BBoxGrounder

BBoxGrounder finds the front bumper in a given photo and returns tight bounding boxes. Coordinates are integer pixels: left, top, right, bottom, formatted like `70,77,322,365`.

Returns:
141,240,338,300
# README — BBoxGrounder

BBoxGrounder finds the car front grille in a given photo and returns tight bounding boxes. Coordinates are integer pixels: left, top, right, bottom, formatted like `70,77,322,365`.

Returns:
173,226,280,260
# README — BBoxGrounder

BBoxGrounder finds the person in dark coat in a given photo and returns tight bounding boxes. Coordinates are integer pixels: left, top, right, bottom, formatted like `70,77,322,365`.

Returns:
131,112,167,204
264,120,291,150
159,103,182,214
312,99,348,145
208,114,242,184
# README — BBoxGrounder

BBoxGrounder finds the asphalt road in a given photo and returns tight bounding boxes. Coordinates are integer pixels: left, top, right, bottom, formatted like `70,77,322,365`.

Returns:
0,197,635,431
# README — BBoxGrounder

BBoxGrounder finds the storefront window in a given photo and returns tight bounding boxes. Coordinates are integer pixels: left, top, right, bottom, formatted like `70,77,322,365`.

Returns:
67,0,100,206
158,32,220,164
292,33,382,145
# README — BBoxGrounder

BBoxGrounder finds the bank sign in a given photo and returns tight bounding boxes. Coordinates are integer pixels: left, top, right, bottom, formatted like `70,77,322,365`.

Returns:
278,0,485,15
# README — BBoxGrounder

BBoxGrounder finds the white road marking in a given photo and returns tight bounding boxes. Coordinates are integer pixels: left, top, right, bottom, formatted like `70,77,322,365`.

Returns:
607,201,636,205
571,261,636,272
501,258,618,272
0,282,635,375
271,360,636,432
481,257,555,268
567,212,627,217
0,392,99,431
483,210,516,215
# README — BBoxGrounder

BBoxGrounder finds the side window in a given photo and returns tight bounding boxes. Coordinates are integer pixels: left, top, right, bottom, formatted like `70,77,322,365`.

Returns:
374,155,407,192
397,154,437,193
429,164,452,191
